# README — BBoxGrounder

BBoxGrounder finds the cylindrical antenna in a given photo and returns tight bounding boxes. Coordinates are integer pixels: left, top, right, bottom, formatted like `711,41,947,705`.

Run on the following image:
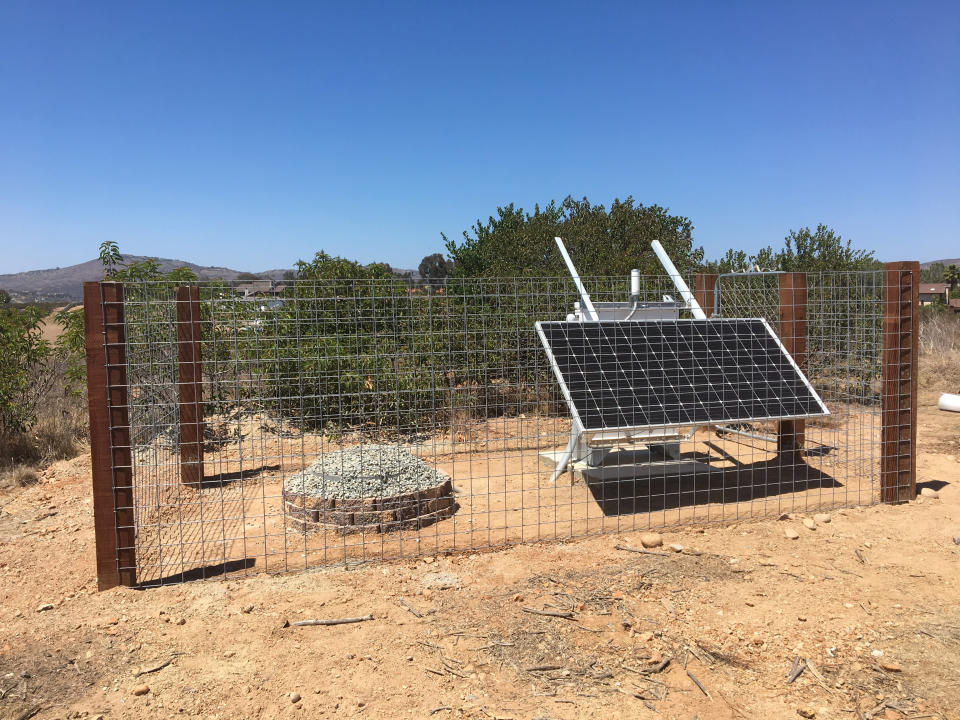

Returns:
650,240,706,320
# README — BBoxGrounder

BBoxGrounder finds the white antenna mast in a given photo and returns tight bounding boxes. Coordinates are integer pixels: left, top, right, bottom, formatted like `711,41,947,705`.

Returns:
650,240,706,320
554,236,598,321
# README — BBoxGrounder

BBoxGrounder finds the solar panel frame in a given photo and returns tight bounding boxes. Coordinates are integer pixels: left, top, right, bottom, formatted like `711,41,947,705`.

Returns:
536,318,829,434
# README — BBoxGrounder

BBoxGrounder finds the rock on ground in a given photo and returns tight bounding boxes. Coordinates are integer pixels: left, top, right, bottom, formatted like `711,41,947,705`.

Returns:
639,532,663,548
283,444,449,499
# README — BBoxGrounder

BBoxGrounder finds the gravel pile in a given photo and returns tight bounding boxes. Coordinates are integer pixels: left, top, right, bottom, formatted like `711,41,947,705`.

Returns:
284,443,449,499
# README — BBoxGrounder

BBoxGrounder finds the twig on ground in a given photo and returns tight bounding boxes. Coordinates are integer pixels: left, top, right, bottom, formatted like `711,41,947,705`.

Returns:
786,657,805,684
525,665,563,672
686,669,711,698
429,707,451,715
522,607,575,619
14,706,42,720
293,614,374,627
615,544,670,556
423,667,444,676
855,549,867,564
135,653,183,677
398,599,422,618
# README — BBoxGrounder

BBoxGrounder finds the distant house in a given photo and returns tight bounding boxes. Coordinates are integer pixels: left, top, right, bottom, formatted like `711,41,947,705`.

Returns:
918,283,949,305
235,280,288,298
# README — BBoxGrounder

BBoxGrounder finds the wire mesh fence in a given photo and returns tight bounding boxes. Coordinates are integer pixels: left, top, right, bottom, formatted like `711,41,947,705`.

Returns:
84,268,915,587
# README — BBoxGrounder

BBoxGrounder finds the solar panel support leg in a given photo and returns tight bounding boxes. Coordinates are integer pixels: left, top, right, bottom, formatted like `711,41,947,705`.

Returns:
550,423,582,483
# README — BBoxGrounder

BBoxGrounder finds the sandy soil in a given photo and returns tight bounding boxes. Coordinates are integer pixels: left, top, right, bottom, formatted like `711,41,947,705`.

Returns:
0,392,958,719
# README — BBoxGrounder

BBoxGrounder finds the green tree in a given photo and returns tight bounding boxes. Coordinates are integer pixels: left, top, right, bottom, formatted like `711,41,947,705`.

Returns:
704,224,879,273
943,264,959,293
418,253,453,287
444,196,703,278
0,305,51,433
235,272,262,281
0,289,9,304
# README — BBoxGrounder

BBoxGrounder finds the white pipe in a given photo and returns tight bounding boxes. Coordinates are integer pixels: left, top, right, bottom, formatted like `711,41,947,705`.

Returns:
555,237,598,321
630,268,641,297
939,393,960,413
650,240,706,320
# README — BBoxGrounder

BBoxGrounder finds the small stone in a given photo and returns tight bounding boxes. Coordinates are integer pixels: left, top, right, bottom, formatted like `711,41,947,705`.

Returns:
797,709,815,719
803,518,816,531
784,528,800,540
639,532,663,548
880,661,902,672
241,604,254,614
920,487,939,499
422,589,433,600
668,543,683,553
882,709,901,720
290,692,302,703
36,604,53,612
813,513,831,524
421,572,460,590
223,651,235,658
175,618,186,625
638,631,654,642
133,684,150,696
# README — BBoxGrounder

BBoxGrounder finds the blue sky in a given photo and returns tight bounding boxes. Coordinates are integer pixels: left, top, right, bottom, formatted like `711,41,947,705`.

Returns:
0,1,957,273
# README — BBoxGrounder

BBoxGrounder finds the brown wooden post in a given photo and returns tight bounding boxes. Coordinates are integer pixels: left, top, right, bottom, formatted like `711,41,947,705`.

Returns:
84,282,137,589
777,273,807,459
881,261,919,503
176,286,204,487
694,273,718,318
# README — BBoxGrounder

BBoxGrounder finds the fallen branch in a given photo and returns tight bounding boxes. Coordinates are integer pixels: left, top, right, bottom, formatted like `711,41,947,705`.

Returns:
786,657,806,684
686,669,711,698
615,544,669,556
429,707,452,715
135,653,182,677
14,707,42,720
522,607,575,620
526,664,563,672
293,614,374,627
398,599,422,618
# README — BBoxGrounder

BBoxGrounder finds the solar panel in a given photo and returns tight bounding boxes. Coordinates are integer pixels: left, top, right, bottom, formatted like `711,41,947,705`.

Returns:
536,319,828,432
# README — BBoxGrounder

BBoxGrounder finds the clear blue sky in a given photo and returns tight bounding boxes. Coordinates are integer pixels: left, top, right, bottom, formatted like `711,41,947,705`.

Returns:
1,1,957,273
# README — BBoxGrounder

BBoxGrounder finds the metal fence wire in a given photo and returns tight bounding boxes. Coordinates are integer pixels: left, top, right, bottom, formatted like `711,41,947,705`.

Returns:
92,271,903,586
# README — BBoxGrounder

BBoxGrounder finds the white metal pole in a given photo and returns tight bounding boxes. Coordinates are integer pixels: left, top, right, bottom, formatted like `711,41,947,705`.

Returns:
650,240,706,320
555,237,598,321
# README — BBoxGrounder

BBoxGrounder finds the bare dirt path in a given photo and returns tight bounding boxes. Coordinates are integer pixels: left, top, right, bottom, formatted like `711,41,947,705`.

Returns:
1,397,958,719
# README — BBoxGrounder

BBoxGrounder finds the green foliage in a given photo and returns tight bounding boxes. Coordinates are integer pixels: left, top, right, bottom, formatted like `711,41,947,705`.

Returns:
943,264,959,291
920,262,945,284
0,305,51,432
703,224,879,273
235,272,262,281
0,289,9,305
418,253,453,288
56,242,199,393
444,196,702,278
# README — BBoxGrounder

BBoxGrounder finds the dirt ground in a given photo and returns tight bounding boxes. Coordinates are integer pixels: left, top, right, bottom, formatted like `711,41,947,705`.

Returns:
1,388,959,719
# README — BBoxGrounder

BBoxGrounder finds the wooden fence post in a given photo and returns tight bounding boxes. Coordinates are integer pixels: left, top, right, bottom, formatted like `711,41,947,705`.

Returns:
84,281,137,589
176,286,204,487
694,273,718,318
777,273,807,459
881,262,919,503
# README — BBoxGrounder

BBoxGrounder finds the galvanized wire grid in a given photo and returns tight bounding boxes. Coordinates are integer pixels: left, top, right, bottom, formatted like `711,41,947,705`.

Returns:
110,273,885,585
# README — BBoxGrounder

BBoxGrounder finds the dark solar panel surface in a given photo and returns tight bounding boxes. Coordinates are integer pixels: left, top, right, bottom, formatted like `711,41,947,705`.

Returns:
537,319,828,431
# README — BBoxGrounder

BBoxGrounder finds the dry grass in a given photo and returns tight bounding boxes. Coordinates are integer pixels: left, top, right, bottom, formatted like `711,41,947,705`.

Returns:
0,355,87,486
919,310,960,392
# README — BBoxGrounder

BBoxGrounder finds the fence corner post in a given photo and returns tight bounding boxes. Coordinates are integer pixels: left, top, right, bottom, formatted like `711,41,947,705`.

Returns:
777,272,807,460
694,273,718,318
176,286,204,487
84,281,137,589
881,261,919,503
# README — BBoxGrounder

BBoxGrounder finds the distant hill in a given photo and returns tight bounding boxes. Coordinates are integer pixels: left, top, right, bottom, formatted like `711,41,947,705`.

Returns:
0,256,294,303
921,258,960,268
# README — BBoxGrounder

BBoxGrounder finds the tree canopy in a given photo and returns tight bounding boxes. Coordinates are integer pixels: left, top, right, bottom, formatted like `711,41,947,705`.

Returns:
444,196,703,278
702,224,880,273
